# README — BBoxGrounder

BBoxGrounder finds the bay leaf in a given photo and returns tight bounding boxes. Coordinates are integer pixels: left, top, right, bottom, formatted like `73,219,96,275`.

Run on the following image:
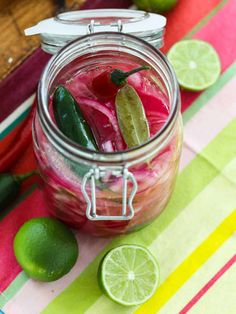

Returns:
115,84,150,148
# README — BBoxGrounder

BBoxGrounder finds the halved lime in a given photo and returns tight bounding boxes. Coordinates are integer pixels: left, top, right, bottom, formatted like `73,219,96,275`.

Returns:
167,40,221,91
98,245,159,306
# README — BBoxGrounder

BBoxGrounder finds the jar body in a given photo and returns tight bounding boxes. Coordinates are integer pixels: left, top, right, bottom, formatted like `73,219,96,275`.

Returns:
34,114,182,236
34,33,183,237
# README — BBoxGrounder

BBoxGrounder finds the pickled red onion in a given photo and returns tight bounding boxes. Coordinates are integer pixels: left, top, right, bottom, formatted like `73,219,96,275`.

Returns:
78,98,125,151
102,140,114,152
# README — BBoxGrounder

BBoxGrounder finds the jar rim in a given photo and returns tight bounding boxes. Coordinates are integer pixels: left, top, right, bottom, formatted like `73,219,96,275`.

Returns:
38,32,180,166
25,9,166,53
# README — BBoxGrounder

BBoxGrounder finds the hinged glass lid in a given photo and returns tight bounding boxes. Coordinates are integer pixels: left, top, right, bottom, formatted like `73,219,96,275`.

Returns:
24,9,166,54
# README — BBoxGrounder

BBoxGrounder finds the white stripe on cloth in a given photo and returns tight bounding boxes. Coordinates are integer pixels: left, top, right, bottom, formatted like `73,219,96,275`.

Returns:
180,75,236,170
0,94,35,134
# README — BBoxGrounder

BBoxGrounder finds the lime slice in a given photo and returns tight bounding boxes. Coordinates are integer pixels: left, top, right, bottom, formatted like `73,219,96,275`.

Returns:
167,40,221,91
98,245,159,306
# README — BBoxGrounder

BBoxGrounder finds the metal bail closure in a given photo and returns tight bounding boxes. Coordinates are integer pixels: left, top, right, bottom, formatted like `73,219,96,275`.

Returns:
87,19,123,34
81,167,138,221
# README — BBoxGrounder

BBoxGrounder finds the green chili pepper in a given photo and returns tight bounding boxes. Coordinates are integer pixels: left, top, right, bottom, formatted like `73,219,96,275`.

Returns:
0,171,36,210
53,85,98,151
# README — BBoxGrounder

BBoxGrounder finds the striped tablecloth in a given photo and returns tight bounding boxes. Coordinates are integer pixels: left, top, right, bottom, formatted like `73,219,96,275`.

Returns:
1,0,236,313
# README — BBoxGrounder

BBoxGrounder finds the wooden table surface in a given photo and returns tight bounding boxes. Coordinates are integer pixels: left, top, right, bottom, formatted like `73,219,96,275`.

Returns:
0,0,84,81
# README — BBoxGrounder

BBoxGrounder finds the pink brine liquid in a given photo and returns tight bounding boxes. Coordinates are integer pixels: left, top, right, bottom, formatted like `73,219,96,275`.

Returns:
35,54,182,236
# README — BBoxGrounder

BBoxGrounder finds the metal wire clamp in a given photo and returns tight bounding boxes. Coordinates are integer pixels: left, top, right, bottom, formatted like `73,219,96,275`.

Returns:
87,19,123,34
81,167,138,221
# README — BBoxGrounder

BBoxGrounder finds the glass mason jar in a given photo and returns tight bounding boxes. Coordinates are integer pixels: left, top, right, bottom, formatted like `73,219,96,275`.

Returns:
28,10,183,237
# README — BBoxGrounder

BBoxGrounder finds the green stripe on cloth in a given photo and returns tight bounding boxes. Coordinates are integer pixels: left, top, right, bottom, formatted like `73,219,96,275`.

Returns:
184,0,229,39
42,119,236,314
183,62,236,124
0,272,28,308
0,108,30,140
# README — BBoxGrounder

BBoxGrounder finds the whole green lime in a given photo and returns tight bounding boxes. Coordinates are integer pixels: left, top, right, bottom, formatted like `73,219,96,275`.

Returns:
14,217,78,282
133,0,178,13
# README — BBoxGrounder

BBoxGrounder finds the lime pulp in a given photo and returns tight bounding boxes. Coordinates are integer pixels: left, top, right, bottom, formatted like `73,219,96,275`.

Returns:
98,245,159,306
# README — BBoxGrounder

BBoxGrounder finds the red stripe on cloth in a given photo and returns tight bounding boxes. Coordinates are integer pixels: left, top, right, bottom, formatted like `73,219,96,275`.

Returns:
11,144,36,175
0,189,49,293
0,49,50,123
0,102,36,173
193,0,236,72
11,144,38,193
179,255,236,314
0,100,37,193
81,0,132,9
162,0,222,53
180,0,236,112
0,121,26,155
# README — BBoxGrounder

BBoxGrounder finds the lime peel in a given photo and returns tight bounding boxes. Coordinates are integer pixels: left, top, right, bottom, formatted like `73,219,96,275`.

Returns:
14,217,78,282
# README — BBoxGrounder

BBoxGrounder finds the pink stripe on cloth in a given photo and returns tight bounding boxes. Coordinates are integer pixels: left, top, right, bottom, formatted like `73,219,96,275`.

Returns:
0,49,50,123
180,74,236,170
181,0,236,112
0,188,49,293
179,255,236,314
193,0,236,72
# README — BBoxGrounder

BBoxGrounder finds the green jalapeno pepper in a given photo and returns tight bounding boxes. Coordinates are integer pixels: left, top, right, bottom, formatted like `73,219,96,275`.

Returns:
53,85,98,151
